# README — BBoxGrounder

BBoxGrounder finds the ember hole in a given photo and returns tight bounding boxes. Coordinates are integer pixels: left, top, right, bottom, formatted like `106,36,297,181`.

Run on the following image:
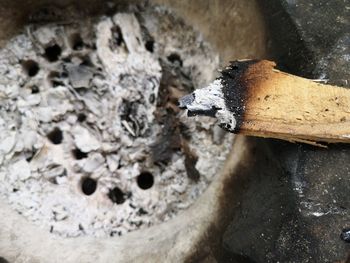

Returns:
137,172,154,190
69,33,84,50
167,53,182,67
51,80,62,87
80,56,93,67
31,85,39,94
47,127,63,144
22,60,40,77
111,25,124,47
48,71,63,87
44,44,62,62
145,40,154,53
108,187,126,204
81,177,97,195
77,113,87,122
72,148,88,160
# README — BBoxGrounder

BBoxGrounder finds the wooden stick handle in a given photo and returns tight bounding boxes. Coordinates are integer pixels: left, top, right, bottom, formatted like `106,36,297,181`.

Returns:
239,60,350,143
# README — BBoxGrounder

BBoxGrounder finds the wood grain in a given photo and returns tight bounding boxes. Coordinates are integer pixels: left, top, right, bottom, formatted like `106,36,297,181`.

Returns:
239,60,350,143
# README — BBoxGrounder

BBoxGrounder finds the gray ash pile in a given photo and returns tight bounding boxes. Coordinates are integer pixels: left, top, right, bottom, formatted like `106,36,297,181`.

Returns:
0,4,233,237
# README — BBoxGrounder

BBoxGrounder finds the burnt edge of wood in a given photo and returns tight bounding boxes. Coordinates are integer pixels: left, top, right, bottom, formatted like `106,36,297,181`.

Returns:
220,59,259,133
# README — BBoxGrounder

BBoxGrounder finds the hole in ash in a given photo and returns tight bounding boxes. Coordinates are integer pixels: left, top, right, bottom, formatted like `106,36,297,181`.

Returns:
31,85,40,94
81,177,97,195
108,187,126,204
110,25,125,49
137,172,154,190
167,53,183,67
0,4,232,238
21,60,40,77
145,39,154,53
72,148,88,160
77,113,87,122
48,71,64,87
44,44,62,62
47,127,63,144
69,33,84,50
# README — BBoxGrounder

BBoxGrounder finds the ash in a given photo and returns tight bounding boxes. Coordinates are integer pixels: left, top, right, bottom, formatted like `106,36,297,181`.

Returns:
0,4,232,237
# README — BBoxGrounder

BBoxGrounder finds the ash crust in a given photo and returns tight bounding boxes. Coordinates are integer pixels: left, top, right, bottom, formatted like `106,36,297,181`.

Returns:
0,3,232,237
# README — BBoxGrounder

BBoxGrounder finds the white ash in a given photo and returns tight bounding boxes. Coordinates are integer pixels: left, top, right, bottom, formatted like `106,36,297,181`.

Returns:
179,79,237,132
0,4,233,237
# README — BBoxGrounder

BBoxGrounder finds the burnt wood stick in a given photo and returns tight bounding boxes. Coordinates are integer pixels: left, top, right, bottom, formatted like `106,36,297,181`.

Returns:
179,60,350,144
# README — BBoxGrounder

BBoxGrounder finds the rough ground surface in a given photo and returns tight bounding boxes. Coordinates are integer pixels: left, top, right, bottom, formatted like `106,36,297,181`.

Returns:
0,3,232,238
221,1,350,262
